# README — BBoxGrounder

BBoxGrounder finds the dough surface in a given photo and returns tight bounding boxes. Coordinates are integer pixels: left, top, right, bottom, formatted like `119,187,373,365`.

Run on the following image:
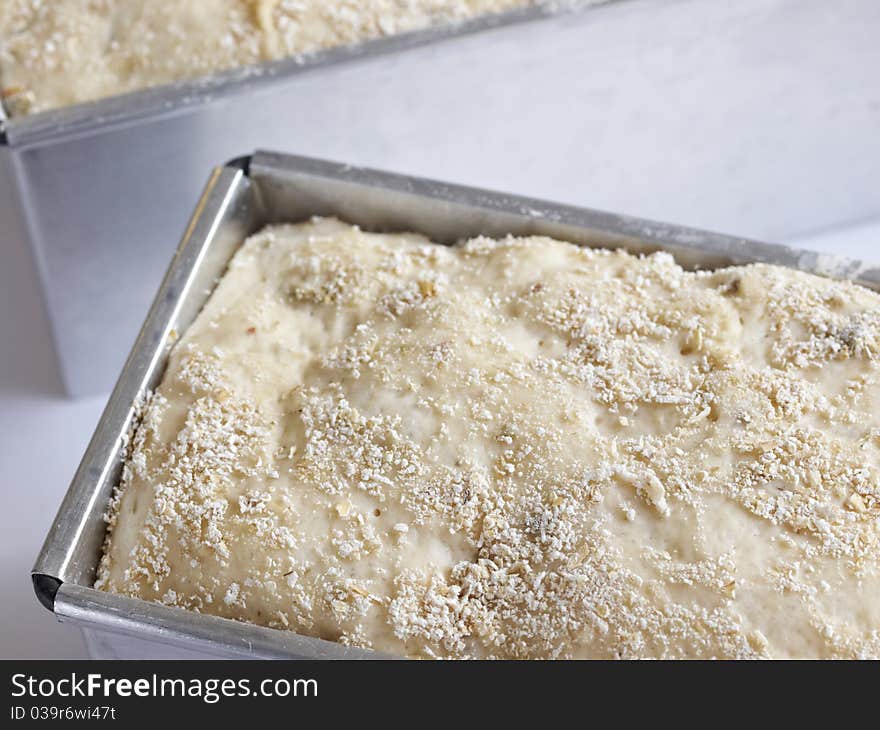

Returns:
0,0,532,116
97,219,880,659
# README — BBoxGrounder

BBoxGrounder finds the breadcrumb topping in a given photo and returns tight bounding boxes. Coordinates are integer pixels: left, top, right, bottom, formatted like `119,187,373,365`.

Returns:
96,218,880,659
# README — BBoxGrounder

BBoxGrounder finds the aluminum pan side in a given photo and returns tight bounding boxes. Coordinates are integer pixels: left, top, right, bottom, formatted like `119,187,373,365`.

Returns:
33,163,259,594
0,2,611,148
247,151,880,290
54,584,385,660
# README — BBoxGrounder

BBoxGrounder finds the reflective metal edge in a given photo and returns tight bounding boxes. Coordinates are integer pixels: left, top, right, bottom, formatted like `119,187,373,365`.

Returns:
33,159,258,597
0,1,612,148
0,96,7,143
33,149,880,661
54,584,385,660
248,150,880,290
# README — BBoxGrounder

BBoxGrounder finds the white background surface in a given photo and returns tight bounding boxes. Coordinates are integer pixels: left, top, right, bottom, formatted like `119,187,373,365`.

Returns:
1,0,880,658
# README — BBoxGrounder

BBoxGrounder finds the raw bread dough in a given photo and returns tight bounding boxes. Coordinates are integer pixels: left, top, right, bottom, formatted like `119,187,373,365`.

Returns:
0,0,532,116
97,218,880,658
